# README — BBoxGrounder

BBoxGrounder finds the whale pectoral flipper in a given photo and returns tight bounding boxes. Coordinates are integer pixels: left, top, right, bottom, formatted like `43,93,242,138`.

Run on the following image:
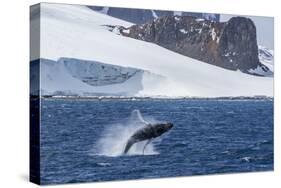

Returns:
142,139,152,155
123,138,136,154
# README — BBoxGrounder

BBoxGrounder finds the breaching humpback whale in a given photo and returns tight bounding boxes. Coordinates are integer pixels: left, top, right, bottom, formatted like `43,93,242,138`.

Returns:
123,122,173,154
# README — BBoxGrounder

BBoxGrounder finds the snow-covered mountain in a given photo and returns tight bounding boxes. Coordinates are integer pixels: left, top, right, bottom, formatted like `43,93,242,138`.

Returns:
248,46,274,76
258,46,274,70
30,3,273,97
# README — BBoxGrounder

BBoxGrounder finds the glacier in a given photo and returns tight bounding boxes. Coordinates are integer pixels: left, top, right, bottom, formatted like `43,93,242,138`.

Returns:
38,58,165,96
30,3,273,97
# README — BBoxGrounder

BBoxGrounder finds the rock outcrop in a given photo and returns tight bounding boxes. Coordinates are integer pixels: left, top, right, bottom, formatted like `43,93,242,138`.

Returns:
117,16,269,75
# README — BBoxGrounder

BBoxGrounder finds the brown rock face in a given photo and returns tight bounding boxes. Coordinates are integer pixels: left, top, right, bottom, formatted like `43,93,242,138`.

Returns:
118,16,263,74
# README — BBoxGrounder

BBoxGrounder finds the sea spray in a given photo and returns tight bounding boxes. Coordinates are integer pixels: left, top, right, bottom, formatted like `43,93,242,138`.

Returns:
91,109,160,156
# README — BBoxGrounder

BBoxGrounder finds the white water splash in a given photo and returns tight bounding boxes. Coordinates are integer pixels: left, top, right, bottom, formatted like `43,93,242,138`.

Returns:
91,110,160,157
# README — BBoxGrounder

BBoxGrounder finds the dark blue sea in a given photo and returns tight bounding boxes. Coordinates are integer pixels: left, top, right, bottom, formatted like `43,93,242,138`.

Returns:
40,98,273,184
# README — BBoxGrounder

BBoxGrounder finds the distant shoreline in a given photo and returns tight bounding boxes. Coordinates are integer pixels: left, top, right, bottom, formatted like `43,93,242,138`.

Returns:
30,95,273,101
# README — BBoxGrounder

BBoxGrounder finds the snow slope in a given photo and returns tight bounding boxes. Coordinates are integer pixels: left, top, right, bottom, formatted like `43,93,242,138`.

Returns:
32,3,273,97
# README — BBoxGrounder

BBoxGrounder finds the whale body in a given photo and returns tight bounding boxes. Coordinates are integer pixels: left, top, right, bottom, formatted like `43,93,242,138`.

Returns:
123,122,173,154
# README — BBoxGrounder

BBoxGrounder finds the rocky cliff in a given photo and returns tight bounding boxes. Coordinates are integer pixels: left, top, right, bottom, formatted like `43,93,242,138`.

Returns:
116,16,270,75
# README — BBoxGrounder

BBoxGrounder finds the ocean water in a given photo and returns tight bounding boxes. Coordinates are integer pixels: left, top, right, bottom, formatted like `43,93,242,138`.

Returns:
40,99,273,184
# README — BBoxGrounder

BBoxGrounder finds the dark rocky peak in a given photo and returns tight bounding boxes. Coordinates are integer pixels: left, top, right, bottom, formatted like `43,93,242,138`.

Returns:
218,17,259,71
113,15,271,75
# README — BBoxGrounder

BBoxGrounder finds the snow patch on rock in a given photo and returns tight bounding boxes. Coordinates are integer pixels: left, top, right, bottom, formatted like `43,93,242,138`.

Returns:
151,10,158,18
211,28,217,40
180,29,188,34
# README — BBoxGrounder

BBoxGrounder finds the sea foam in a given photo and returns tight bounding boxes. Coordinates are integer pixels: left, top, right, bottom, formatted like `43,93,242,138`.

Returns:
91,110,160,157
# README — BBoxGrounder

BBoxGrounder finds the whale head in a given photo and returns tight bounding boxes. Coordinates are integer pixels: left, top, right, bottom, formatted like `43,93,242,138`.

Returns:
165,122,174,130
154,122,173,136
